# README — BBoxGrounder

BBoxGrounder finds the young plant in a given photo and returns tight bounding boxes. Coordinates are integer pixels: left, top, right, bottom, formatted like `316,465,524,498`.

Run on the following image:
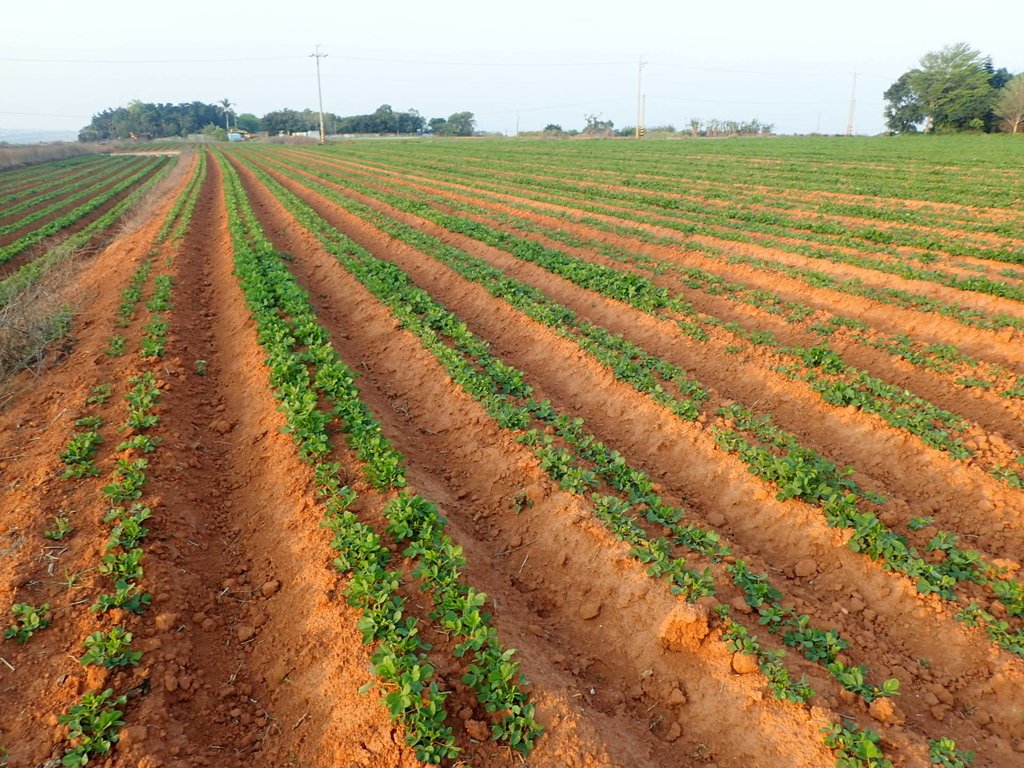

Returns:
4,602,51,644
104,335,127,357
92,580,151,615
822,720,893,768
929,737,974,767
43,513,74,540
80,626,141,669
115,434,160,454
58,688,127,766
86,383,112,406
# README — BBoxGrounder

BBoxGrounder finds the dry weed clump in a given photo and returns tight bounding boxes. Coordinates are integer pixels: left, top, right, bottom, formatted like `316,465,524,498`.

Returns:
0,252,81,388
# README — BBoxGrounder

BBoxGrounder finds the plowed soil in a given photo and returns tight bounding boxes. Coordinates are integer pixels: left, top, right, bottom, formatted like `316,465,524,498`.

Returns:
1,139,1022,768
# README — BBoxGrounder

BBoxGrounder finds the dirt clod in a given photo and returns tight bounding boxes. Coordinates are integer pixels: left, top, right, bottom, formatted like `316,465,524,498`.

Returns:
658,603,710,650
731,652,759,675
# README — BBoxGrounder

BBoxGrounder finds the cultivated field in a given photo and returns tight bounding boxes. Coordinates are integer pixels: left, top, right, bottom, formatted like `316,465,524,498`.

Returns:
1,136,1023,767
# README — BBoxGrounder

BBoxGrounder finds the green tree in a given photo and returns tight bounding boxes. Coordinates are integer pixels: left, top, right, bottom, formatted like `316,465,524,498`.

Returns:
200,124,228,141
218,98,234,130
235,113,261,133
995,76,1024,133
883,72,925,133
427,111,475,136
910,43,995,132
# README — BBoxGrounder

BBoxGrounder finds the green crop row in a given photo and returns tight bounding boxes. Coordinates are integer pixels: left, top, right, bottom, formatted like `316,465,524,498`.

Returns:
0,157,168,266
218,152,540,761
236,155,932,751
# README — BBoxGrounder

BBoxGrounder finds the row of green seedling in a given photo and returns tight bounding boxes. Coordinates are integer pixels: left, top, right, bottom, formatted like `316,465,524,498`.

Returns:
0,157,177,307
0,156,169,265
399,181,1023,401
219,153,540,762
281,159,1021,487
0,157,141,230
324,148,1024,334
0,157,151,240
237,156,949,764
335,146,1022,274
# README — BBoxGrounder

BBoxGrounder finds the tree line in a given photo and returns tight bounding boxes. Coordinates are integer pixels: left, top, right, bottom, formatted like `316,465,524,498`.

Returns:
78,101,476,141
884,43,1024,134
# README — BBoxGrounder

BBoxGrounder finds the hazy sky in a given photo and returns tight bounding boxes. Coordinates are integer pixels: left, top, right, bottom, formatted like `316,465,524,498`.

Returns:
2,0,1022,138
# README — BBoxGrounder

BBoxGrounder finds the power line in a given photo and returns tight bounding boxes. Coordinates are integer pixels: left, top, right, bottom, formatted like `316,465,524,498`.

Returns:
0,54,630,67
647,95,848,106
0,56,305,64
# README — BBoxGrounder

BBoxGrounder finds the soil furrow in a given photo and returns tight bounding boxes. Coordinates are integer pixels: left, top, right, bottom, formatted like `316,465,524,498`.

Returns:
256,153,1024,562
230,152,842,768
127,153,424,767
236,153,1023,767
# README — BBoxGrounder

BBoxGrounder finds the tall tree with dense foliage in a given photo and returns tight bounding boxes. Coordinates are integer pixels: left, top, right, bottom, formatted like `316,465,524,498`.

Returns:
883,73,926,133
995,76,1024,133
883,43,1007,133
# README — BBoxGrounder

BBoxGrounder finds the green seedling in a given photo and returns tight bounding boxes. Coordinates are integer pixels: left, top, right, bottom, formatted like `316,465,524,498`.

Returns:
43,513,74,540
80,626,141,669
4,602,51,644
58,688,127,766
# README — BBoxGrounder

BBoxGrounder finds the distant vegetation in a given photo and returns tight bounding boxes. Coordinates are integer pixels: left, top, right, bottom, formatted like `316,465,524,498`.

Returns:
524,117,774,139
883,42,1021,134
78,100,476,141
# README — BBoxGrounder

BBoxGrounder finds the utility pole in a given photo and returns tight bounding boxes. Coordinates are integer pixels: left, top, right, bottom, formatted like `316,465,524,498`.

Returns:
636,56,646,139
516,110,520,138
845,72,859,136
310,45,328,145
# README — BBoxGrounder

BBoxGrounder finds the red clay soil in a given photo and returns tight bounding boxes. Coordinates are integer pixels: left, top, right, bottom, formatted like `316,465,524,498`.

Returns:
0,162,123,230
229,153,836,768
236,150,1024,766
313,151,1024,326
2,145,1023,768
0,160,151,246
297,151,1024,357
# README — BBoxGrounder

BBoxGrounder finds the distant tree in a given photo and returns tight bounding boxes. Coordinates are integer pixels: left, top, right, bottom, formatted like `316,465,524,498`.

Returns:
218,98,234,130
371,104,397,133
582,113,614,136
235,113,261,133
201,123,228,141
915,44,996,131
396,108,425,134
444,111,476,136
262,109,308,135
995,76,1024,133
883,72,925,133
427,117,448,134
80,100,227,141
543,123,563,132
885,43,1001,133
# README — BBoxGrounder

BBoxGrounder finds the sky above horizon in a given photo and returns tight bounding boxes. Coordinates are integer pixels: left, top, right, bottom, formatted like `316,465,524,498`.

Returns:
2,0,1022,139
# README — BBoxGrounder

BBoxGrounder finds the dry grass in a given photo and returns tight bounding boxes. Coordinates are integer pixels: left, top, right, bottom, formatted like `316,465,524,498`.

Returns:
0,251,81,390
